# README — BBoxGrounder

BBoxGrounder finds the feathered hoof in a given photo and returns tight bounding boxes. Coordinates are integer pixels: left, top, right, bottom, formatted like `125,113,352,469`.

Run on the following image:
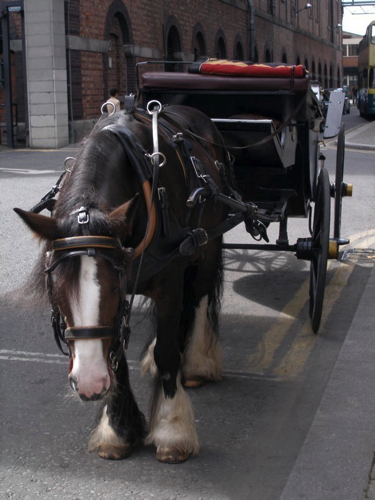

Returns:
183,377,204,388
97,443,133,460
155,447,192,464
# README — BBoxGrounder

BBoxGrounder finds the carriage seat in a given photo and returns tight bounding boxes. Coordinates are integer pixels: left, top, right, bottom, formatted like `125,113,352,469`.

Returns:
140,61,310,93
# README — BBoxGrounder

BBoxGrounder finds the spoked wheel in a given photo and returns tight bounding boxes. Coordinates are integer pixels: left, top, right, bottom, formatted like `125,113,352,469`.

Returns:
309,167,331,333
334,122,345,239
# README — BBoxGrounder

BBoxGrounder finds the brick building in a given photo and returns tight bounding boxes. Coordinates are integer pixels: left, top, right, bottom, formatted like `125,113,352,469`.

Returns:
0,0,343,148
343,30,361,93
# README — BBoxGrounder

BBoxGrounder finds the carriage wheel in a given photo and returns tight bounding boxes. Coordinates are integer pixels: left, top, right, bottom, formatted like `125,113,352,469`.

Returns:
334,122,345,240
309,167,331,334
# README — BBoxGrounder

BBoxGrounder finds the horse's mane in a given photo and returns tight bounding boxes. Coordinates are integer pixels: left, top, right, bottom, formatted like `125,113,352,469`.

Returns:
55,112,132,219
27,112,135,303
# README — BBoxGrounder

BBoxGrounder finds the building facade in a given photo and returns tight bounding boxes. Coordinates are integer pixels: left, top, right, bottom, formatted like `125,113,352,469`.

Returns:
343,30,361,92
0,0,344,148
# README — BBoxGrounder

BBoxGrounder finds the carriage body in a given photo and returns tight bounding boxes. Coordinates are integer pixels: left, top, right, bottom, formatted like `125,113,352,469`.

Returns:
137,64,350,333
138,69,323,221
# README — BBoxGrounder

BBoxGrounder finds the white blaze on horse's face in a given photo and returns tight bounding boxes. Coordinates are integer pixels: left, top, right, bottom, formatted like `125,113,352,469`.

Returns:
68,256,111,400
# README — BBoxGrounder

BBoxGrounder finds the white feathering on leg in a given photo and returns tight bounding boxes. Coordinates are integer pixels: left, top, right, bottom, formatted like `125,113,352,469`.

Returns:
140,338,158,377
88,405,127,452
146,374,199,455
182,295,223,382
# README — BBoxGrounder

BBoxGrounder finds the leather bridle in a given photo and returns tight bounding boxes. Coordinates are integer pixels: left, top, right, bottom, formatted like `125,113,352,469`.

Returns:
45,226,133,372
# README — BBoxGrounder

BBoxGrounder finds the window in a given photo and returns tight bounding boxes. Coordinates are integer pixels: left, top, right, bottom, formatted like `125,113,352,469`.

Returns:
370,68,375,89
216,37,226,59
234,41,244,61
194,32,206,61
348,44,359,56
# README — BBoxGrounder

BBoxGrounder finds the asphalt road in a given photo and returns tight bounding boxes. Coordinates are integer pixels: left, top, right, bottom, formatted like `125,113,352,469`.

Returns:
0,108,374,500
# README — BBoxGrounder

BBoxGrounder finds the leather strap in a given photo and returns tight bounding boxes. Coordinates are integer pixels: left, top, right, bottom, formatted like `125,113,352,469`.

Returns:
52,236,122,251
65,326,117,340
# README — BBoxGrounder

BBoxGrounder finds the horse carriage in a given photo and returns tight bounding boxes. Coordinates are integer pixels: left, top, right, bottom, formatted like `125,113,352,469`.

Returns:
15,60,351,463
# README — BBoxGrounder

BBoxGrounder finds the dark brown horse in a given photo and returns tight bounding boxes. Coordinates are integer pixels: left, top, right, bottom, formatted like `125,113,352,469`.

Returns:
14,105,231,463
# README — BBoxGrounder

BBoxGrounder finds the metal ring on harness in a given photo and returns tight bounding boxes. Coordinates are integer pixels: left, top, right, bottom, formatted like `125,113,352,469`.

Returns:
145,151,166,167
101,101,116,116
64,157,76,172
146,100,162,115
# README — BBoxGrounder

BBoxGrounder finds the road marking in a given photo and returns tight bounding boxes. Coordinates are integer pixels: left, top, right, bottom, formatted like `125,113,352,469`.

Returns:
247,277,310,372
0,168,60,175
246,230,375,378
0,355,67,365
0,349,63,357
274,260,356,380
0,349,138,367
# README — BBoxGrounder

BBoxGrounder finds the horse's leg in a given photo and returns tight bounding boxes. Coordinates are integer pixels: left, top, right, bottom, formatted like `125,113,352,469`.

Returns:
88,357,146,460
182,294,223,388
144,270,200,463
181,241,224,388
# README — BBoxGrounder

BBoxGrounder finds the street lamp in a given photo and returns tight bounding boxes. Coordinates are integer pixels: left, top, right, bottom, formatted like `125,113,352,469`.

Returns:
294,3,312,16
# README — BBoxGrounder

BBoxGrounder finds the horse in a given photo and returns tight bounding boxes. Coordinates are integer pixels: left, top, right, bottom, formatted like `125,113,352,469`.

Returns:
14,104,233,464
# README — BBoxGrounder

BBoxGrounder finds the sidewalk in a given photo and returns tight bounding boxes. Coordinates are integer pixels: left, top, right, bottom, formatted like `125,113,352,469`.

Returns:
278,116,375,500
345,120,375,151
279,264,375,500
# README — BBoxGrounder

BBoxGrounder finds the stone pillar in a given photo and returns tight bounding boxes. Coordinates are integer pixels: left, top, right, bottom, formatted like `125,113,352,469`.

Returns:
24,0,69,149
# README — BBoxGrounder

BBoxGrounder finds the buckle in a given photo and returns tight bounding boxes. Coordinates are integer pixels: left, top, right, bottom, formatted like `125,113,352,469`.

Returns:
78,206,90,225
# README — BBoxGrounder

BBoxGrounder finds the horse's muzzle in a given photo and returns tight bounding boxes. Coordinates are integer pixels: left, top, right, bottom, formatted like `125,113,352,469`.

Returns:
69,374,110,401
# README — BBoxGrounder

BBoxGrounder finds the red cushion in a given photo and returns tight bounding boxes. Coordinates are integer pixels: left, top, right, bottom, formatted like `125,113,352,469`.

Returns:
190,59,306,79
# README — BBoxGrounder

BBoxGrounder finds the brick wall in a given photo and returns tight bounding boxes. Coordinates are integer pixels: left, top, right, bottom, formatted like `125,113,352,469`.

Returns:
1,0,344,143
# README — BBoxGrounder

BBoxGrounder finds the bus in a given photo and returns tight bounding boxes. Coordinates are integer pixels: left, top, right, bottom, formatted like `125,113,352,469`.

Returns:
357,21,375,118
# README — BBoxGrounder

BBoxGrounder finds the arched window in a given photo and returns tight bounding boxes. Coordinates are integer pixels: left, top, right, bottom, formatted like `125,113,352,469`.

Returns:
192,23,206,62
318,62,322,84
265,49,272,62
215,35,227,59
193,31,206,61
324,63,328,88
166,25,182,72
296,56,301,66
105,2,134,96
234,40,244,61
304,58,309,72
254,46,259,63
233,35,244,61
282,53,288,63
329,64,333,88
312,60,316,80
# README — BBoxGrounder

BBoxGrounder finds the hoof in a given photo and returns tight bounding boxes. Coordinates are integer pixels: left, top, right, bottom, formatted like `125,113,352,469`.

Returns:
156,447,192,464
97,443,133,460
183,377,204,388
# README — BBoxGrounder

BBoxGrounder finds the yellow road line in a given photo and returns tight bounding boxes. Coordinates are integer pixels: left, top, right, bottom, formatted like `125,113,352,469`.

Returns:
245,231,374,376
247,277,310,372
355,235,375,249
274,260,356,380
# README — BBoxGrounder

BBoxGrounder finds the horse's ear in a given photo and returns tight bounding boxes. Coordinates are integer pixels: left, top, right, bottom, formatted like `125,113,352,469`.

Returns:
14,208,59,241
109,194,140,238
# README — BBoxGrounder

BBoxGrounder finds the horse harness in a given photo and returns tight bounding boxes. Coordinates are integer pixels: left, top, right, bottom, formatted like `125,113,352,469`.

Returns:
33,102,261,368
45,219,133,371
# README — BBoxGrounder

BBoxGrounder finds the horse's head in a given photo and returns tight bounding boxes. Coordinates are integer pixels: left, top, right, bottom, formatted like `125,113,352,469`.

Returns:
14,197,139,401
